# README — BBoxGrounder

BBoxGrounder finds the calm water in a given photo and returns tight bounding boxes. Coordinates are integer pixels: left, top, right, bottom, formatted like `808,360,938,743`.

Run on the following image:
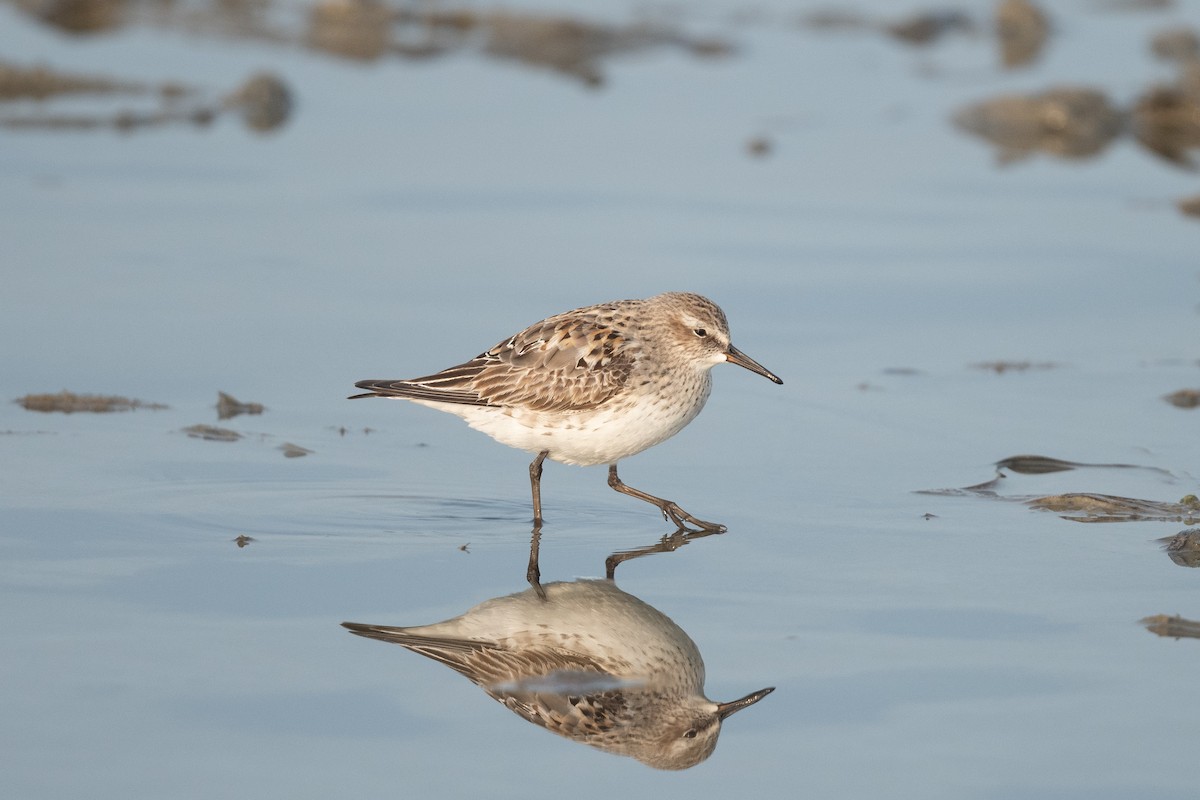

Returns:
2,1,1199,798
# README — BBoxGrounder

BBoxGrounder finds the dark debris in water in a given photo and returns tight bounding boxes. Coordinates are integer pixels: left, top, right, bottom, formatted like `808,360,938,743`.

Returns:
217,391,265,420
279,442,313,458
1131,82,1200,169
745,136,773,158
1092,0,1176,11
1026,493,1200,523
923,482,1200,523
921,456,1195,523
1150,26,1200,62
183,424,242,442
1163,388,1200,408
884,10,975,45
797,7,975,47
183,422,312,455
996,455,1080,474
309,2,737,83
971,360,1059,373
798,2,1047,67
996,0,1049,69
0,62,291,134
308,0,397,62
1159,529,1200,567
0,60,159,99
331,426,375,436
1140,614,1200,641
17,391,168,413
796,9,873,31
995,454,1154,474
792,0,1200,174
955,27,1200,170
954,87,1123,165
222,72,292,133
477,10,732,89
12,0,730,91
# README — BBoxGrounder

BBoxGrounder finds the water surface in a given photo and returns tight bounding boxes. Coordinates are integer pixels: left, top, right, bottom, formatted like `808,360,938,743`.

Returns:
2,1,1199,798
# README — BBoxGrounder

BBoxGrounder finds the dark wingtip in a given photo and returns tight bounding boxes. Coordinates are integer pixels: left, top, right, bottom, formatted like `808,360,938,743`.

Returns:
347,392,377,400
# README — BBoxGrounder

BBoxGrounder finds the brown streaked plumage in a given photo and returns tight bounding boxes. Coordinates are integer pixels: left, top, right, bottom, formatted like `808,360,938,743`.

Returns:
351,292,782,531
354,305,636,413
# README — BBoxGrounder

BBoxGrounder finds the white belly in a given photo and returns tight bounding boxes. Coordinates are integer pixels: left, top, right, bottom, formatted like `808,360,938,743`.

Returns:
408,375,711,466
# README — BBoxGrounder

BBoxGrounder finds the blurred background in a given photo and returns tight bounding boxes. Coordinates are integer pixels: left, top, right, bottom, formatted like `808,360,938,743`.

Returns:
2,1,1198,798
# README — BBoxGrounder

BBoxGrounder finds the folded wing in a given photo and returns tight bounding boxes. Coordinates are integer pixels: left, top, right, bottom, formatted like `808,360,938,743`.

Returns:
351,306,638,413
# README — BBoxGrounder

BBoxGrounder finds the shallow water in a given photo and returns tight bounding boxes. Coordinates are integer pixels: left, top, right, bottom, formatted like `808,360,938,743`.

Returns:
2,0,1199,797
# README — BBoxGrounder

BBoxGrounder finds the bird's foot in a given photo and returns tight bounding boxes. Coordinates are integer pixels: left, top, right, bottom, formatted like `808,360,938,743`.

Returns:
661,502,727,534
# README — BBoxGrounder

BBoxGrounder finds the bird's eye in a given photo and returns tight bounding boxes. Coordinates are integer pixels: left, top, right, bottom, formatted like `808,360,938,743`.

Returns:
683,728,698,739
693,328,708,338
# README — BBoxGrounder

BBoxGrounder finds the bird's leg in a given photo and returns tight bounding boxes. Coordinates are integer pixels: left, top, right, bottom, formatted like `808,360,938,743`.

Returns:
526,523,547,600
529,450,549,526
606,530,689,579
604,526,723,578
607,464,728,533
527,451,550,600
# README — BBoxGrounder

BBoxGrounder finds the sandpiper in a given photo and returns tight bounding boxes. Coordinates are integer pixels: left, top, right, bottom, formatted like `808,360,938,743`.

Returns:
351,292,782,530
343,579,774,769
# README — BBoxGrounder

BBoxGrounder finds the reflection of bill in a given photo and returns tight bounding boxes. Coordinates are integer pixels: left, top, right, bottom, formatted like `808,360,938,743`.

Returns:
344,579,773,769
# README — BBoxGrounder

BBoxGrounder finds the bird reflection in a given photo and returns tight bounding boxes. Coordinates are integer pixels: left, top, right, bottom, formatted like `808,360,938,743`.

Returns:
343,535,773,769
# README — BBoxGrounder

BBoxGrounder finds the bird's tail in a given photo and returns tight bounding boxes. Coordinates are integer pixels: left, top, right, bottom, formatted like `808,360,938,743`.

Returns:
341,621,488,653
